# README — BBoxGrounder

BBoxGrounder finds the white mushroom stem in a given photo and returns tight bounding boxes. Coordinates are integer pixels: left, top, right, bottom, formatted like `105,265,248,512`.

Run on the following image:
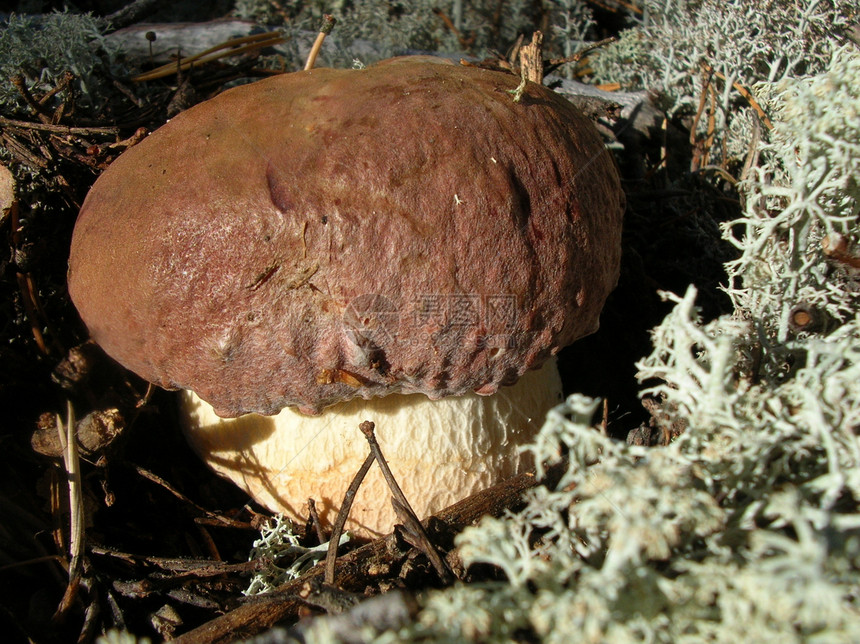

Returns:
180,358,563,538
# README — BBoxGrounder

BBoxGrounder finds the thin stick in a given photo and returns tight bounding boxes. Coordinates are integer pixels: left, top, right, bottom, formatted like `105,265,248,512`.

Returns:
390,497,454,584
701,62,774,130
307,498,327,545
432,7,472,50
740,117,762,185
7,174,58,355
324,452,374,586
704,81,717,166
690,66,711,172
0,116,120,136
131,464,250,529
600,398,609,436
304,14,337,71
132,31,285,82
508,33,525,69
546,36,617,72
359,421,454,583
11,76,53,122
15,273,48,354
53,401,84,622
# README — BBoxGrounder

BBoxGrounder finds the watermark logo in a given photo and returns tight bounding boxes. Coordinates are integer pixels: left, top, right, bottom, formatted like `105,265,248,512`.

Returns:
343,293,519,345
342,293,399,345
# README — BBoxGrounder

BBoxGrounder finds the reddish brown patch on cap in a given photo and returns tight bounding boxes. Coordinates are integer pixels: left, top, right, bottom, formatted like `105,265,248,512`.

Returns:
68,58,624,417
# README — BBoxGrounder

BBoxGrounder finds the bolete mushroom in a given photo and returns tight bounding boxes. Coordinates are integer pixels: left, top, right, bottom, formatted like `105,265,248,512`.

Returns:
68,57,624,537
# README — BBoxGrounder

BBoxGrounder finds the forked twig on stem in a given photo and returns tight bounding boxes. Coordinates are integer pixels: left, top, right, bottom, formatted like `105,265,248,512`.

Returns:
359,421,454,584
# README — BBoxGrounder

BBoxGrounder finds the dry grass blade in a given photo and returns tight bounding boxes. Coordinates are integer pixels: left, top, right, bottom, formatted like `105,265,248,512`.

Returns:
52,401,84,622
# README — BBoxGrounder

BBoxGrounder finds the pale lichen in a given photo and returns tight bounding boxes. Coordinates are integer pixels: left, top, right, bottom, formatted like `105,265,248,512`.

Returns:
0,12,121,113
244,514,350,596
590,0,855,164
362,5,860,642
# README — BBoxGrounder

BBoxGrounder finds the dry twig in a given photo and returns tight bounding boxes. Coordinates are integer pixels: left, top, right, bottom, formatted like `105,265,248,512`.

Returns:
306,498,327,545
132,31,285,82
359,421,454,584
324,452,374,586
701,62,774,130
131,464,254,530
171,465,554,643
545,36,618,75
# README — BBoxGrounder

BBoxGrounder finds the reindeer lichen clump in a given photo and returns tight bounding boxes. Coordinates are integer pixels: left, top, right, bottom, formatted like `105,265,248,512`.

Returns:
353,4,860,642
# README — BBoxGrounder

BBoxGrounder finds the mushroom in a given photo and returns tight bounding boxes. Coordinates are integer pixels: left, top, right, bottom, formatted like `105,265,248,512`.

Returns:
180,357,562,537
68,57,624,537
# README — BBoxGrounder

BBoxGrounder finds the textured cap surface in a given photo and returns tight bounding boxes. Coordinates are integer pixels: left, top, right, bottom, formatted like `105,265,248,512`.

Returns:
68,57,624,417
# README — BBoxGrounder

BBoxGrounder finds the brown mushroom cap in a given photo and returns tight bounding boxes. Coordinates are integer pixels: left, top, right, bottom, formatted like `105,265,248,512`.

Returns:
68,57,624,417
